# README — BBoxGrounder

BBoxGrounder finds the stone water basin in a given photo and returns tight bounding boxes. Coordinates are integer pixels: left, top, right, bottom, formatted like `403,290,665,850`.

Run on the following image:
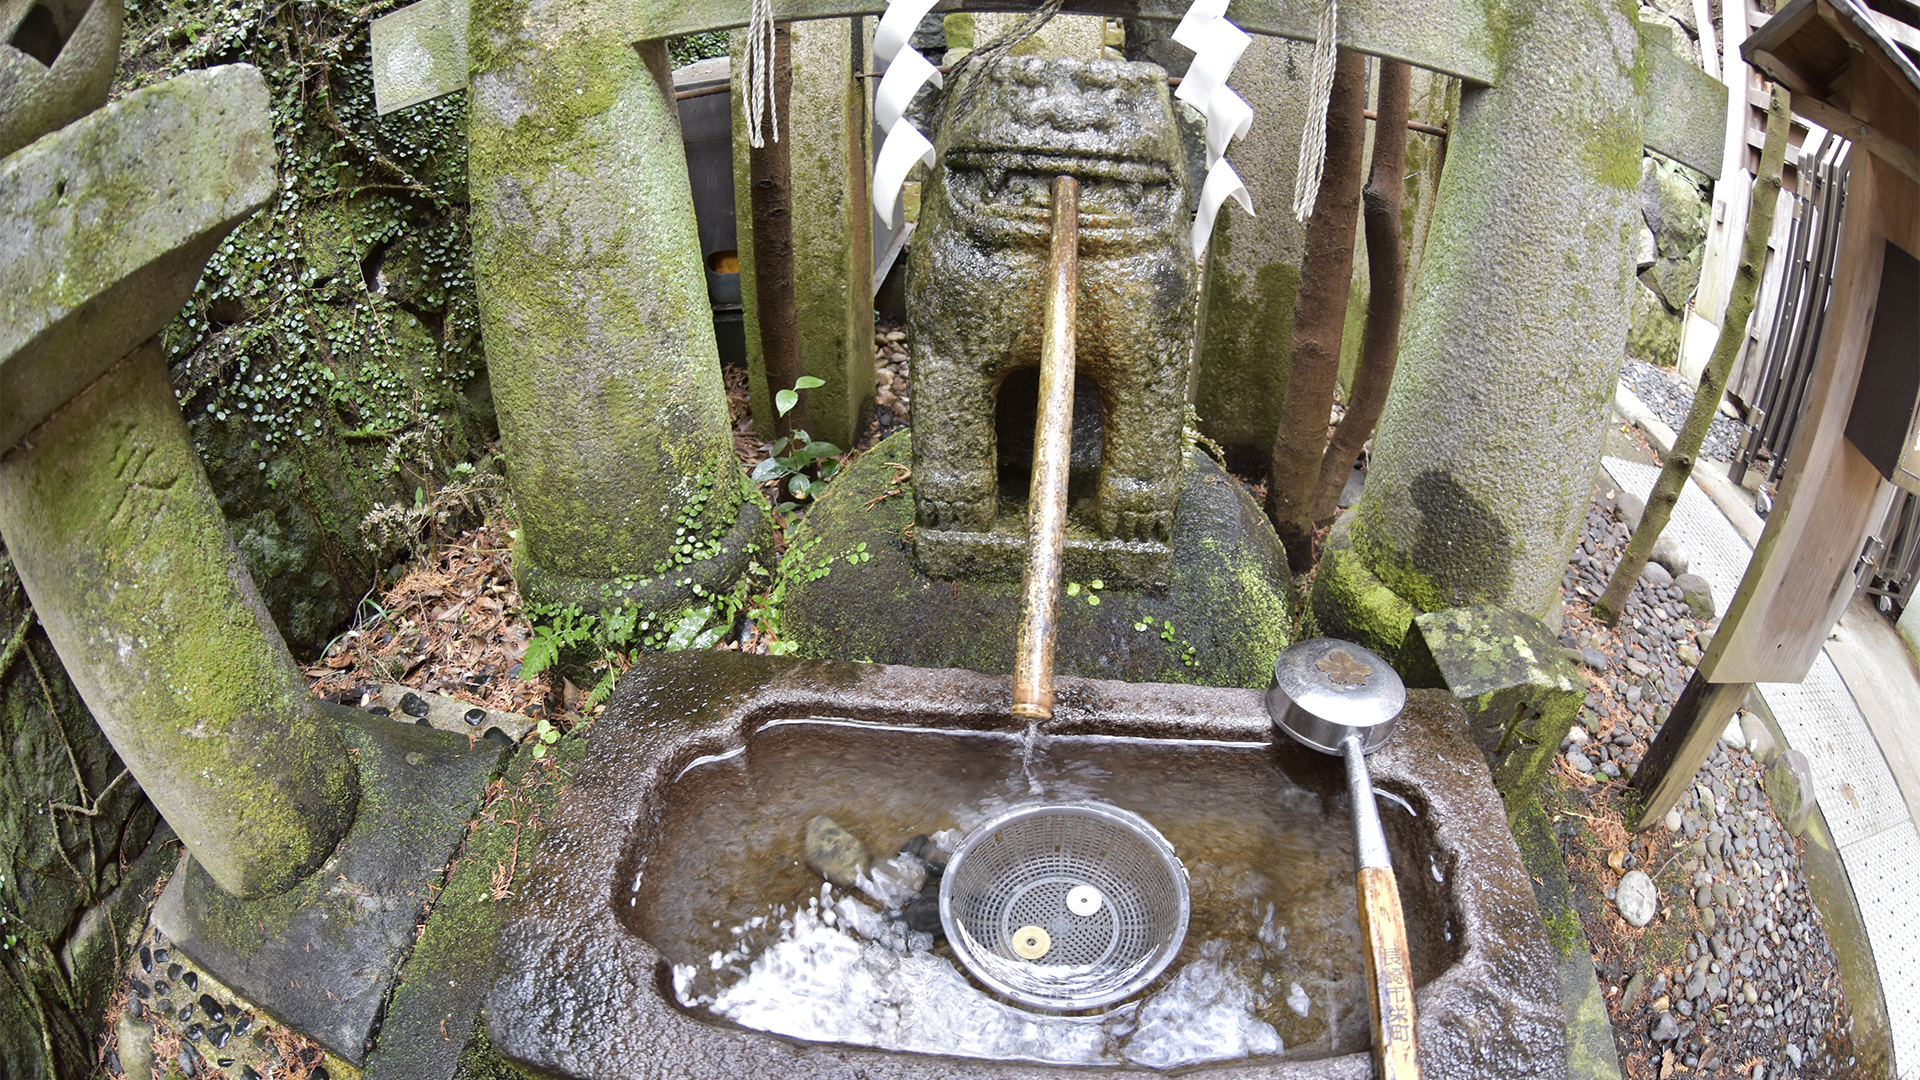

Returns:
488,651,1568,1079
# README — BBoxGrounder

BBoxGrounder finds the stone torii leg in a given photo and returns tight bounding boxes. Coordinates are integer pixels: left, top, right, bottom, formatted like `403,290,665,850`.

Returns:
0,66,357,899
1310,0,1649,655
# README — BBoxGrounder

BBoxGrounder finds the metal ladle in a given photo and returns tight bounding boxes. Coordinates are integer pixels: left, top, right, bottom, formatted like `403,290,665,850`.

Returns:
1268,637,1419,1080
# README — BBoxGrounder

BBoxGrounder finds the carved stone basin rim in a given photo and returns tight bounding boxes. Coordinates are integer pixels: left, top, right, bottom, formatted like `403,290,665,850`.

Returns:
485,650,1569,1079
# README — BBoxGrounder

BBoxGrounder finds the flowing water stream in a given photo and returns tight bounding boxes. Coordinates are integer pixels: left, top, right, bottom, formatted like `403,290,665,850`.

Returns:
625,717,1386,1068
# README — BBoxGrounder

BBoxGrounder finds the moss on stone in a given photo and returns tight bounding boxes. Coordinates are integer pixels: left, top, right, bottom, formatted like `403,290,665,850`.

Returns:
0,349,357,899
367,738,585,1079
1308,519,1421,662
1400,606,1583,813
777,432,1293,687
468,26,748,609
1192,247,1302,457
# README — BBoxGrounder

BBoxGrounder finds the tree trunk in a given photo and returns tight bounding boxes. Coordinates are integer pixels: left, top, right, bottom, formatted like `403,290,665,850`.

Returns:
1592,86,1791,625
1308,59,1411,527
748,23,810,439
1267,49,1369,572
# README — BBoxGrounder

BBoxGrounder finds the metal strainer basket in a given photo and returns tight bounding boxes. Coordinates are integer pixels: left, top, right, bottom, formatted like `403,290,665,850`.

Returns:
938,803,1189,1011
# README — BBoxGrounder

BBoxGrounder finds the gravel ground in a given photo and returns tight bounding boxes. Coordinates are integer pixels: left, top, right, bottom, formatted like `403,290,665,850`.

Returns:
863,320,912,449
1550,482,1872,1080
1618,358,1747,463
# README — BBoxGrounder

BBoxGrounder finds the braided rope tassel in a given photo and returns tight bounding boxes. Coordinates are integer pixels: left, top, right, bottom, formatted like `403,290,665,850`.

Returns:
1290,0,1338,221
742,0,778,147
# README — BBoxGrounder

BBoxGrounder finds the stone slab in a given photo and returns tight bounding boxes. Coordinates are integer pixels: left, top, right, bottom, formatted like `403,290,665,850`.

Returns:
0,64,276,453
1639,23,1725,180
361,740,585,1080
368,682,535,742
152,704,509,1065
488,649,1568,1078
1398,606,1585,810
912,526,1173,588
779,430,1293,688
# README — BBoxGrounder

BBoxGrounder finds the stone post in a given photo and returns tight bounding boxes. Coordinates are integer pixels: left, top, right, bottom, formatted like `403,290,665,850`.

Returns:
1186,34,1312,466
469,11,762,615
734,19,874,450
1310,0,1646,658
0,66,359,899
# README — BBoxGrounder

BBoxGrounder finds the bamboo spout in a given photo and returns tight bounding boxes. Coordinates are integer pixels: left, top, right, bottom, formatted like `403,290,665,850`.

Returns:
1011,175,1080,721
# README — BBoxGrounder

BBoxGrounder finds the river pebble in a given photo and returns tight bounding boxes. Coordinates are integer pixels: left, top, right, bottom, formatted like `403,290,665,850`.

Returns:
1554,479,1868,1078
1618,358,1744,461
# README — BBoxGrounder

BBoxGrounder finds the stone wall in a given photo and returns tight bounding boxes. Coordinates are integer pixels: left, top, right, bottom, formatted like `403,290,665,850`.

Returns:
1627,153,1712,367
114,0,498,657
1624,0,1715,368
0,551,168,1080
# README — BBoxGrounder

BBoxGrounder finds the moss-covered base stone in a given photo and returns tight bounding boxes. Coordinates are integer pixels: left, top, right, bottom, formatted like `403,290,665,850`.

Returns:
152,704,509,1066
1398,606,1583,813
512,479,772,615
780,431,1292,688
1308,515,1421,664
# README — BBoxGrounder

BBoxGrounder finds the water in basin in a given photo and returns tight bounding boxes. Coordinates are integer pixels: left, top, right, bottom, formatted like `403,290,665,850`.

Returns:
621,717,1445,1069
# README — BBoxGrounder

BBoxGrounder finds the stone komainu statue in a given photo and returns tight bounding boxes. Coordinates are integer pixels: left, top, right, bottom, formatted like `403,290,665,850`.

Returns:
908,57,1198,580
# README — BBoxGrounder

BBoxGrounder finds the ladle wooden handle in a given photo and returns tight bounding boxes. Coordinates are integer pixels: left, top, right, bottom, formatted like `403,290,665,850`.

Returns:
1357,864,1419,1080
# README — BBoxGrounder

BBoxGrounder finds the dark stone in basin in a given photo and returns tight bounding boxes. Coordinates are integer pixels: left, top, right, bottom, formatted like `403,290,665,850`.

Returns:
488,651,1568,1078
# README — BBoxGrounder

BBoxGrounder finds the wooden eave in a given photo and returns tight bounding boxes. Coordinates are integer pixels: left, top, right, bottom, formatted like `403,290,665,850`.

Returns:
1745,0,1920,182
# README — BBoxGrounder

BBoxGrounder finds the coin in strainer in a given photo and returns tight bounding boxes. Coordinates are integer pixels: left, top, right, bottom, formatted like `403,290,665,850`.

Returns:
939,803,1188,1011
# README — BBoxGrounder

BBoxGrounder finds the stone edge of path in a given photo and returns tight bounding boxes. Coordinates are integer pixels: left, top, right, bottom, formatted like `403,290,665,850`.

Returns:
1612,382,1766,548
1738,690,1898,1078
1514,802,1629,1080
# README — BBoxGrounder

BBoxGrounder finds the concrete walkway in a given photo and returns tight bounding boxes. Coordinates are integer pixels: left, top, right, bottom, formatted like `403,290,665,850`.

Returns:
1600,445,1920,1079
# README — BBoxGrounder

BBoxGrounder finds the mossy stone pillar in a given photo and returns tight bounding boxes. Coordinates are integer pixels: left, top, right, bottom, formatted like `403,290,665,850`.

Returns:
1310,0,1646,655
469,13,761,614
0,345,359,899
1187,34,1311,466
734,20,875,450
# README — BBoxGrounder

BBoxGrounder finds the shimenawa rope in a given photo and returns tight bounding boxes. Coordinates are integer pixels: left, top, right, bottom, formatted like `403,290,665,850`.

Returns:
742,0,779,147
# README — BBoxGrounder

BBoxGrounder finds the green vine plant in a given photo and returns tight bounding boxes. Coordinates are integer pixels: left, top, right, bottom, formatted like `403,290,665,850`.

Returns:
120,0,492,582
751,377,844,514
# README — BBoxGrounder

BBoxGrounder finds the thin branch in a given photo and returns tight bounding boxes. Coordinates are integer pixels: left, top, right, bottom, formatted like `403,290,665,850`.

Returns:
0,611,33,680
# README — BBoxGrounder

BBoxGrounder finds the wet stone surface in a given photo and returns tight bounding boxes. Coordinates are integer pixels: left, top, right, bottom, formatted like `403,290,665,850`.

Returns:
489,652,1566,1078
1547,481,1870,1080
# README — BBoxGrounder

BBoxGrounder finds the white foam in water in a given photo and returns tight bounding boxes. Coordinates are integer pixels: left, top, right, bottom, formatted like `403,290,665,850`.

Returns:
856,854,926,908
1287,981,1312,1018
678,891,1282,1069
1123,940,1285,1068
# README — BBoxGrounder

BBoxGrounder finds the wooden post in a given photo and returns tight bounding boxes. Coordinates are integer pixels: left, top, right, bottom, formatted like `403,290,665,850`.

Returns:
1631,671,1753,827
